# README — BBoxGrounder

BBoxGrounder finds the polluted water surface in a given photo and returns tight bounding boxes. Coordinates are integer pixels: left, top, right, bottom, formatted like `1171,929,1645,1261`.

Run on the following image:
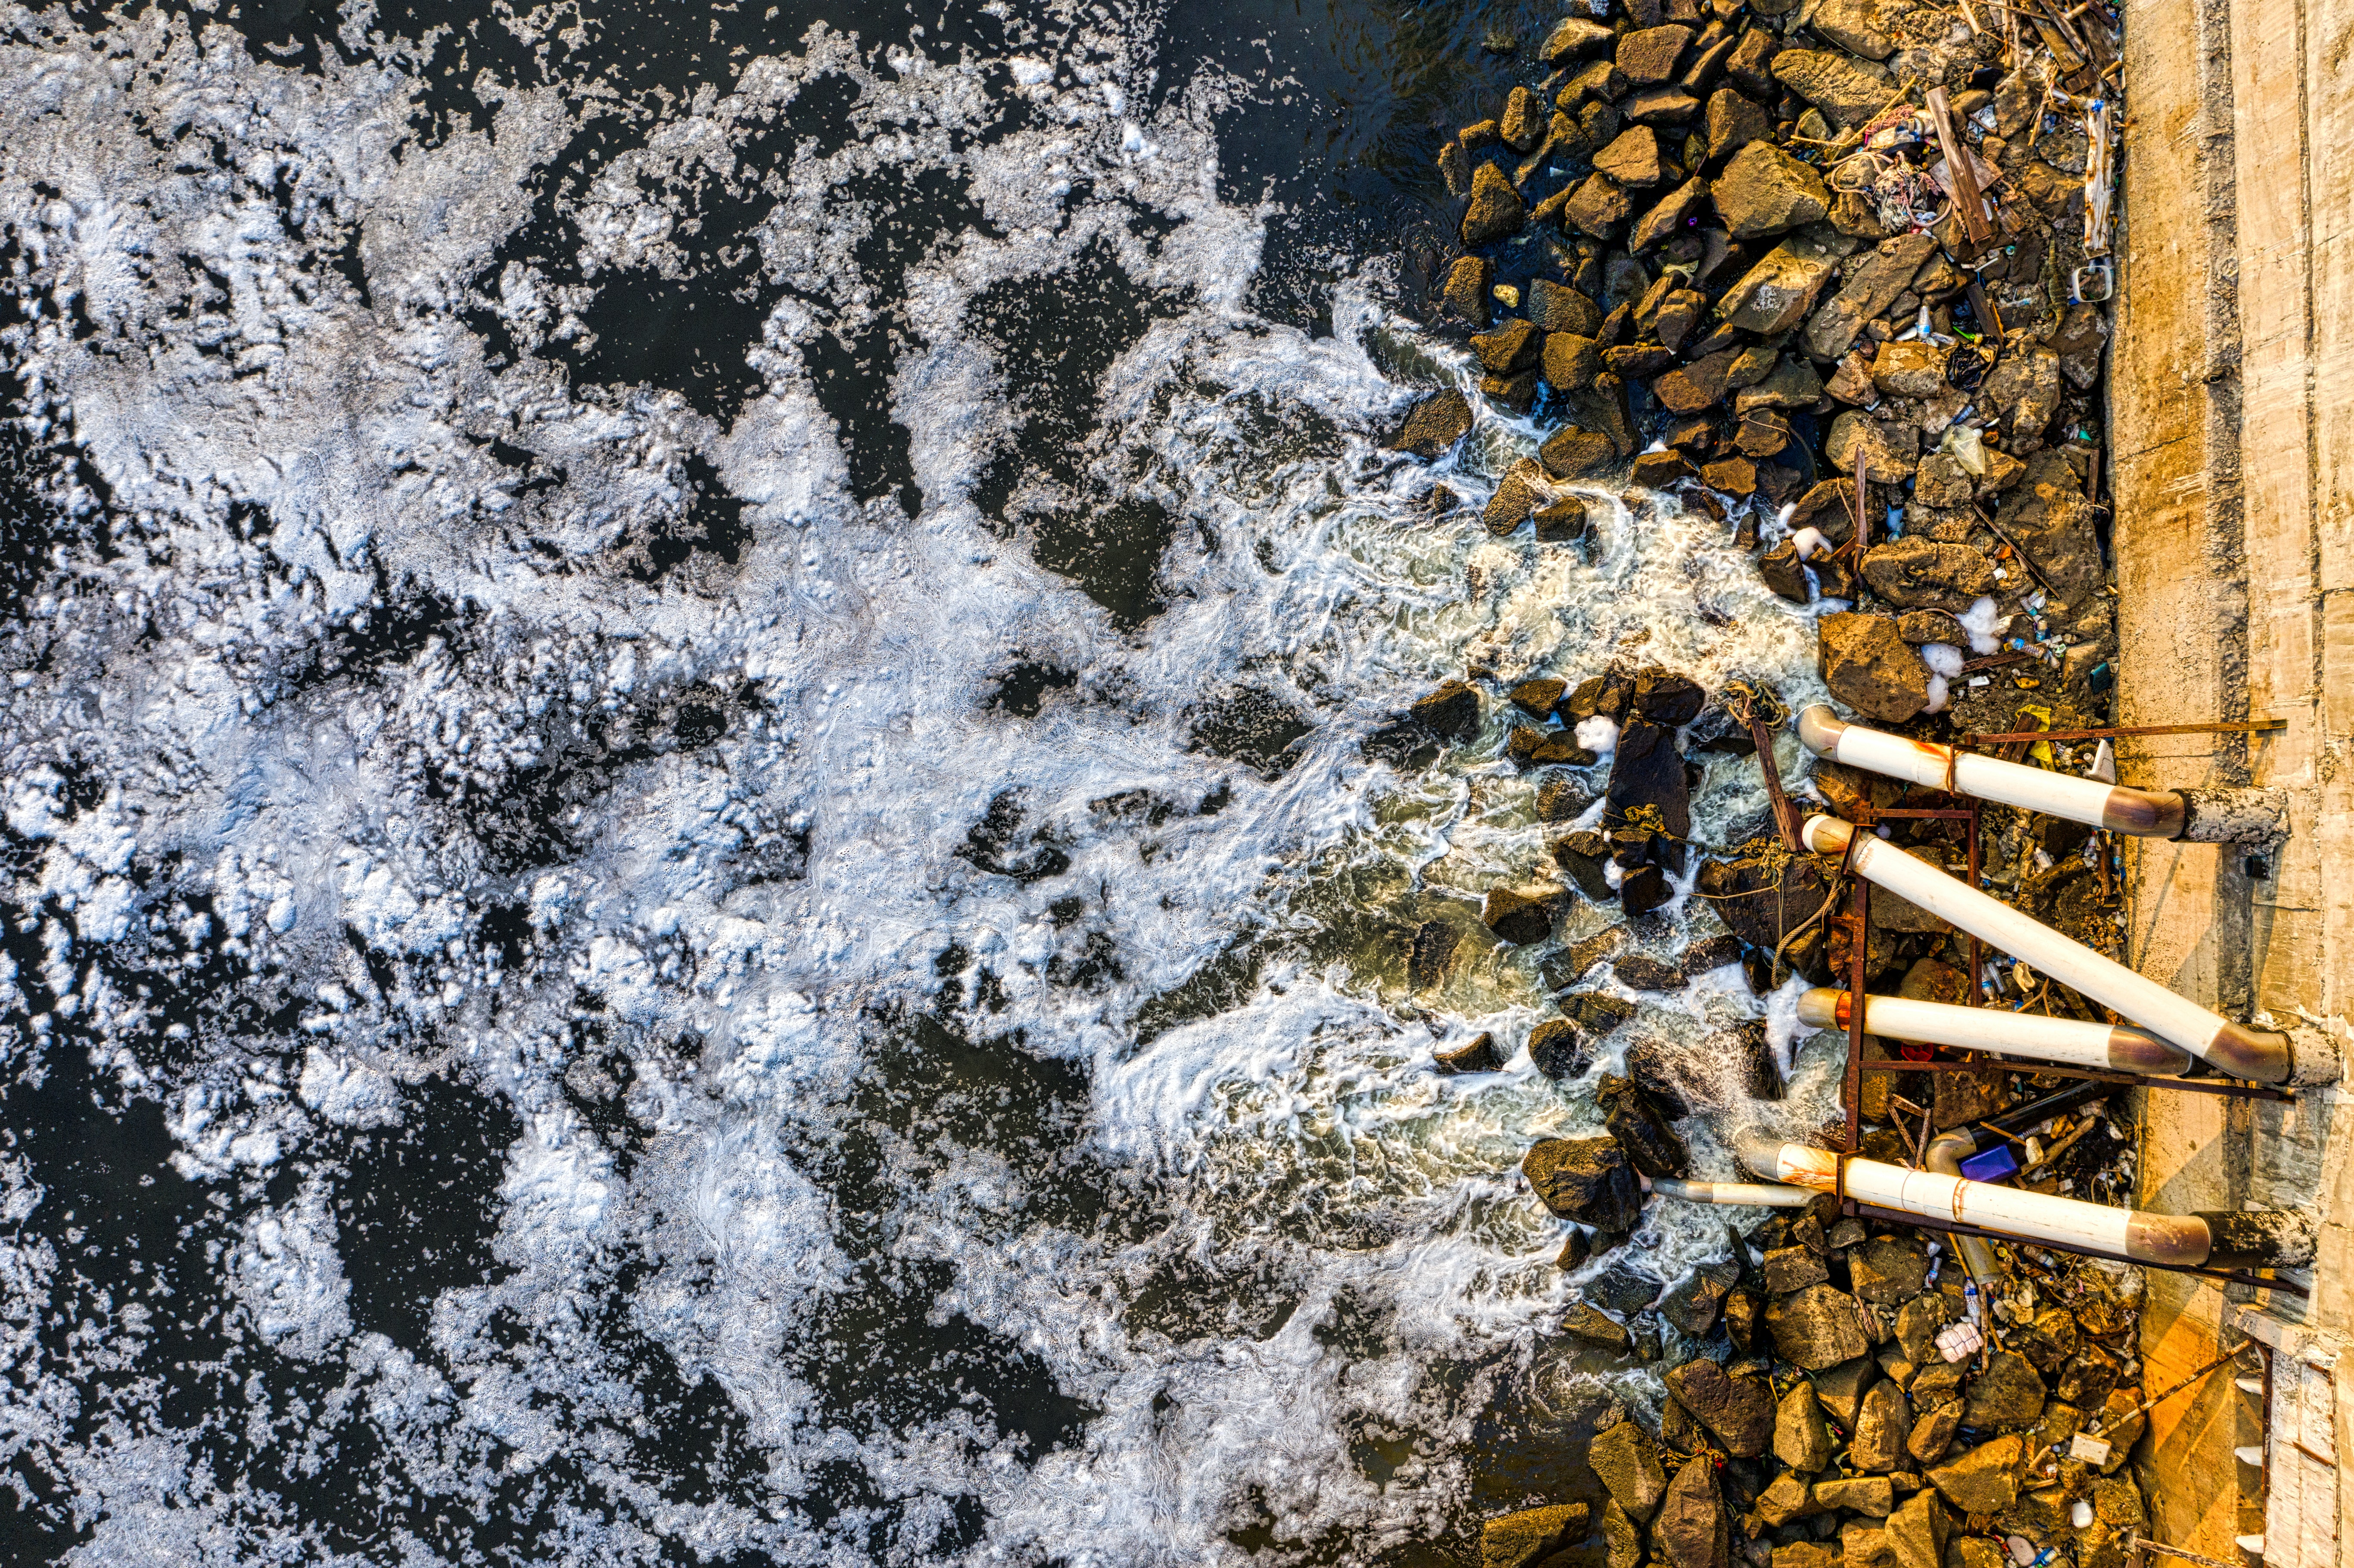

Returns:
0,0,1847,1562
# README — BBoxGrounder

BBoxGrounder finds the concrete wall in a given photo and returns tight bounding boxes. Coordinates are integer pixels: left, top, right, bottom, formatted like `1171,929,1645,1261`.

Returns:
2114,0,2354,1556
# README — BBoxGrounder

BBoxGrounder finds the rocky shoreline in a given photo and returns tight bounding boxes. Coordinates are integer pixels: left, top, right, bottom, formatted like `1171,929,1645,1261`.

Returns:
1376,3,2161,1565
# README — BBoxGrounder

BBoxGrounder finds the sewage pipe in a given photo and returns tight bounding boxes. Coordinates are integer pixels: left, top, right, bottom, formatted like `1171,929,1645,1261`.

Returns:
1802,815,2330,1085
1920,1129,2001,1285
1645,1176,1815,1207
1797,988,2193,1074
1731,1131,2314,1269
1796,706,2283,844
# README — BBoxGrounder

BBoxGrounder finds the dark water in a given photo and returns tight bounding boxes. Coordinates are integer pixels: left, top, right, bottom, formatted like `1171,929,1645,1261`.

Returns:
0,1,1831,1562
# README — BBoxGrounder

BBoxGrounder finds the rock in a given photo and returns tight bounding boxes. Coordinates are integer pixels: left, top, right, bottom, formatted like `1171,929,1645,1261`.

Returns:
1482,1503,1593,1568
1484,885,1563,945
1655,1456,1731,1568
1481,368,1539,413
1802,233,1938,360
1409,921,1465,991
1718,233,1846,334
1595,128,1669,188
2017,1307,2081,1373
1541,332,1604,394
1946,1538,2008,1568
1397,390,1474,458
1679,933,1744,978
1564,1301,1635,1349
1851,1380,1913,1472
1597,1072,1691,1177
1464,161,1527,248
1758,540,1809,602
1695,836,1831,951
1756,1470,1820,1528
1700,455,1756,495
1775,1547,1837,1568
1818,613,1931,722
1826,411,1918,482
1812,0,1896,56
1435,1031,1503,1073
1523,1136,1642,1230
1618,24,1694,83
1607,716,1692,841
1912,453,1975,509
1653,347,1744,414
1996,451,2102,608
1563,992,1639,1036
1535,495,1595,541
1763,1244,1828,1294
2092,1476,2147,1530
1564,174,1633,240
1438,140,1472,198
1848,1236,1928,1304
1706,87,1772,165
1734,356,1824,413
1665,1358,1775,1457
1776,1380,1836,1472
1554,830,1616,902
1484,463,1542,536
1723,1288,1762,1354
1411,678,1482,736
1473,319,1545,374
1812,1354,1881,1427
1662,1267,1735,1337
1622,84,1699,123
1869,339,1947,398
2058,1347,2121,1410
1884,1489,1951,1568
1632,450,1695,487
1981,344,2062,439
1443,256,1493,323
1607,343,1678,377
1602,1500,1643,1568
1502,86,1547,151
1542,426,1619,478
1564,58,1632,107
1713,142,1831,239
1528,1018,1586,1080
1531,280,1603,335
1769,1285,1874,1371
1553,925,1631,985
1997,1486,2074,1541
1511,725,1599,766
2045,302,2110,388
1817,1476,1895,1516
1843,1520,1895,1568
1631,177,1710,252
1962,1351,2048,1433
1907,1399,1961,1465
1543,16,1617,63
1893,1295,1952,1366
1511,677,1569,719
1735,409,1793,457
1771,49,1894,128
1589,1419,1669,1522
1613,954,1682,990
1926,1434,2023,1515
1620,863,1671,915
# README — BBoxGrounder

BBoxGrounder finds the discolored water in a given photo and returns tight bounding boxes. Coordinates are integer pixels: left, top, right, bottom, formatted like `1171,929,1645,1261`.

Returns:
0,1,1848,1563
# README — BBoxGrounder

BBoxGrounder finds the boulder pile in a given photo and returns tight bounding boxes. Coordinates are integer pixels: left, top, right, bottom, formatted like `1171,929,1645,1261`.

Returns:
1397,0,2123,745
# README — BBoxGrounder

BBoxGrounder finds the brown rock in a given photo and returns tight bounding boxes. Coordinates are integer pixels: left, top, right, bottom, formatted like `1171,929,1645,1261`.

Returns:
1774,1547,1837,1568
2045,302,2111,389
1588,1418,1669,1522
1542,426,1618,479
1464,161,1528,247
1631,177,1710,252
1843,1520,1895,1568
1870,339,1947,398
1700,455,1757,495
1436,1032,1504,1073
1442,256,1493,324
1907,1399,1961,1465
1595,127,1669,188
1654,347,1744,413
1826,410,1918,482
1818,613,1931,722
1542,332,1604,393
1530,280,1603,335
1622,86,1702,125
1812,1354,1881,1427
1884,1489,1952,1568
1735,355,1824,412
1482,1503,1592,1568
1567,174,1636,239
1472,319,1545,375
1817,1476,1895,1515
1776,1379,1836,1472
1771,48,1895,127
1981,343,2063,439
1523,1136,1643,1229
1706,87,1772,165
1812,0,1896,58
1619,24,1694,84
1664,1358,1776,1457
1502,86,1547,152
1396,389,1473,458
1859,538,1996,610
1713,142,1831,238
1718,233,1846,334
1410,679,1480,736
1767,1284,1874,1370
1962,1350,2048,1432
1482,460,1543,535
1802,232,1938,360
1543,16,1618,63
1602,1500,1642,1568
1655,1456,1731,1568
1631,450,1694,487
1913,452,1975,509
1562,58,1632,107
1727,27,1780,98
1851,1380,1913,1472
1926,1434,2023,1515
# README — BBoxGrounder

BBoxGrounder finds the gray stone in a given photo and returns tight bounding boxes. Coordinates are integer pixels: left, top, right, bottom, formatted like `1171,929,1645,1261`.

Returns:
1981,344,2062,439
1801,232,1938,360
1717,233,1846,334
1826,411,1919,483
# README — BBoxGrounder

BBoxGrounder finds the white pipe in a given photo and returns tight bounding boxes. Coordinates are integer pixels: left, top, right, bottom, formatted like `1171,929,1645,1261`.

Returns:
1647,1176,1815,1207
1801,815,2298,1083
1797,706,2184,834
1733,1133,2211,1266
1797,988,2193,1074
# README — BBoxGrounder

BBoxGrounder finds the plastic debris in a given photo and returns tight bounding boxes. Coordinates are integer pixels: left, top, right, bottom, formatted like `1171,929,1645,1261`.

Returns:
1937,1320,1986,1362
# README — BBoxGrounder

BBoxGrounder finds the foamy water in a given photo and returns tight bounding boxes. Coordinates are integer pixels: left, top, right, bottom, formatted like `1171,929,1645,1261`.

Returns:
0,2,1846,1561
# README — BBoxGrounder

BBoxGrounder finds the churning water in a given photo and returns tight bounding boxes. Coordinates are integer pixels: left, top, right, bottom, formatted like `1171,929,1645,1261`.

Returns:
0,0,1847,1561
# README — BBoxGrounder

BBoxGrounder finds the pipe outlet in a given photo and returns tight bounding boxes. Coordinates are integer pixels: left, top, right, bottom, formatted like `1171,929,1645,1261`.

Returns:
1797,987,2192,1075
2177,787,2290,846
1795,705,2195,837
1801,814,2298,1083
1647,1177,1815,1208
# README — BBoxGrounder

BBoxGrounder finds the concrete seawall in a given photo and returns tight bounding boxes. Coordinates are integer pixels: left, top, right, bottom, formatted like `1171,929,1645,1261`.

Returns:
2115,0,2353,1556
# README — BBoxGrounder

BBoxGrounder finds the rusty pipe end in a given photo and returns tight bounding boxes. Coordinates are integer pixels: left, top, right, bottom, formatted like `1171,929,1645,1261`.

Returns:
2099,787,2187,839
2177,786,2290,846
2194,1208,2318,1270
1797,704,1848,758
2282,1026,2345,1087
1802,814,1854,856
2124,1212,2214,1269
2106,1026,2195,1076
1798,988,1843,1029
2202,1021,2298,1085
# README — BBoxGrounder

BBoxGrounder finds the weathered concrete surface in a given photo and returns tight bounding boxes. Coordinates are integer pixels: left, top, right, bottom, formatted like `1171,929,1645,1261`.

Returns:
2116,0,2354,1557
